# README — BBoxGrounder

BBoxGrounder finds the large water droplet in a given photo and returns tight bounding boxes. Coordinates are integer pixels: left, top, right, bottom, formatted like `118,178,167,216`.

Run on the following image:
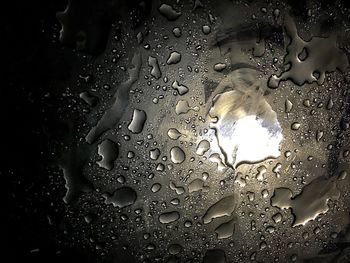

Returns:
267,15,349,89
167,128,183,140
148,56,161,79
128,109,147,134
271,176,340,226
103,187,137,208
167,51,182,65
196,140,210,156
170,146,186,164
96,139,118,170
158,4,181,21
175,100,198,115
159,211,180,224
188,178,209,193
172,80,189,95
215,218,236,239
203,195,236,224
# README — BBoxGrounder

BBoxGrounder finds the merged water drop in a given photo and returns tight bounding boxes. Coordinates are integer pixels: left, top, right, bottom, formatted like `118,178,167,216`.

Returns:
271,176,340,227
268,15,349,89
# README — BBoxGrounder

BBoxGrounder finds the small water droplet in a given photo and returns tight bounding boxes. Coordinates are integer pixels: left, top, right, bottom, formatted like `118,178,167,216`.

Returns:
285,99,293,113
151,183,161,193
316,130,324,141
202,25,211,35
291,122,301,130
213,63,227,72
173,27,181,37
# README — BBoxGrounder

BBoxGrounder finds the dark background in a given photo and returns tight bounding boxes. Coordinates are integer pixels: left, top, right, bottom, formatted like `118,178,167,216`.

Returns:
2,0,149,261
2,0,89,261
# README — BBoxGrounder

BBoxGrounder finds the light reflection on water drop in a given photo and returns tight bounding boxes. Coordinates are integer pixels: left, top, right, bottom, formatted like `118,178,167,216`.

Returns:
209,89,283,168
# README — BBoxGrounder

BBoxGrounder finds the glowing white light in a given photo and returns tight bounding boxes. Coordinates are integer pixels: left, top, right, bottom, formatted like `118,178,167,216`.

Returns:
216,115,282,168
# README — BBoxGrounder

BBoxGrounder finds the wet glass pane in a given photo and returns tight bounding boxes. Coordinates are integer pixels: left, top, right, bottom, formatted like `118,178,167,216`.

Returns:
4,0,350,262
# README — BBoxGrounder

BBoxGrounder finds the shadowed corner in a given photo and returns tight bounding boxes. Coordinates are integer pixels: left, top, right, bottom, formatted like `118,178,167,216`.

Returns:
56,0,152,55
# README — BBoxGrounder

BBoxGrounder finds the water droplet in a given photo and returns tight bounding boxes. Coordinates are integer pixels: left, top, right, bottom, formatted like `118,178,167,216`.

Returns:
79,91,97,106
273,8,280,18
149,148,161,160
170,181,185,195
170,146,185,164
271,176,340,226
326,97,334,110
247,191,255,201
170,198,180,205
127,151,135,159
167,128,183,140
148,56,161,79
273,162,282,178
159,211,180,224
96,139,118,170
291,122,301,130
285,99,293,113
260,241,267,250
213,63,227,72
338,170,347,180
103,187,137,208
303,99,311,107
172,80,189,95
172,27,182,37
175,100,198,115
209,153,226,172
136,32,143,44
262,189,269,198
203,195,236,224
256,165,267,182
79,74,93,83
215,218,235,239
128,109,147,134
196,140,210,155
158,4,181,21
192,0,203,10
156,163,165,171
167,51,181,65
188,178,209,193
202,25,211,35
84,214,93,224
151,183,161,193
316,130,324,141
272,213,282,223
168,244,182,255
265,226,275,233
